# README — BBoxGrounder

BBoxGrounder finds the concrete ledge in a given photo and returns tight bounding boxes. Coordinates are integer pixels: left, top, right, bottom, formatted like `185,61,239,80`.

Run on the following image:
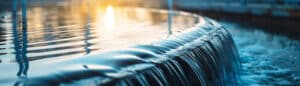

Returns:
24,14,240,85
175,0,300,18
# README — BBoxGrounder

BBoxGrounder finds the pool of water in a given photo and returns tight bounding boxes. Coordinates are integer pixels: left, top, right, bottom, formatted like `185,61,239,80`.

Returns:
0,1,199,63
220,21,300,85
1,0,299,85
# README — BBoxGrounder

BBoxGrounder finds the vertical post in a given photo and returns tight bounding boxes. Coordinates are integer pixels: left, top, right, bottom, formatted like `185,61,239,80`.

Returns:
168,0,173,35
84,0,92,54
21,0,29,76
12,0,23,76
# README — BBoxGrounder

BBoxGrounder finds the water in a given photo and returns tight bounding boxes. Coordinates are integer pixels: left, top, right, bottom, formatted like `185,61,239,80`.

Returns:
21,17,241,86
167,0,173,35
0,1,197,63
220,21,300,85
0,1,298,85
0,1,242,85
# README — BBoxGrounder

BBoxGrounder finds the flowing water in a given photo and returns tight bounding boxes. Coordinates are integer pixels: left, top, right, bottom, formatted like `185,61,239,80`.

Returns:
22,18,241,86
220,21,300,85
0,1,242,85
0,1,197,63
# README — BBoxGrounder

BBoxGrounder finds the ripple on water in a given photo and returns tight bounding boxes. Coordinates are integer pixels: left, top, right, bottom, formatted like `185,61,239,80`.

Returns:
220,21,300,85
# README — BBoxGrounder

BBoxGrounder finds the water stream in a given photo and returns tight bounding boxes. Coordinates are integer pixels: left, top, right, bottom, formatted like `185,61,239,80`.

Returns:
0,1,242,85
24,18,241,86
221,21,300,85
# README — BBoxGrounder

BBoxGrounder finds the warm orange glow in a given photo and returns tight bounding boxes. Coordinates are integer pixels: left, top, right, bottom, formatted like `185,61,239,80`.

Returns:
105,5,115,29
95,5,117,39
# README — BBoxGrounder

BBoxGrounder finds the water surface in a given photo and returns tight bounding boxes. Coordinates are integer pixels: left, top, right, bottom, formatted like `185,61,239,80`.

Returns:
0,1,199,63
221,21,300,85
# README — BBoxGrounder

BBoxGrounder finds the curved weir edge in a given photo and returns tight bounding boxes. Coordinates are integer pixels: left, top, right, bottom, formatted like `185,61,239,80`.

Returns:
9,13,241,86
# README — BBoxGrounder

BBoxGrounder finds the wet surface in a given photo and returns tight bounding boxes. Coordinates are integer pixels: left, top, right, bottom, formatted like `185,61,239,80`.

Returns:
220,21,300,85
0,1,199,63
0,0,298,85
0,1,214,85
0,3,242,85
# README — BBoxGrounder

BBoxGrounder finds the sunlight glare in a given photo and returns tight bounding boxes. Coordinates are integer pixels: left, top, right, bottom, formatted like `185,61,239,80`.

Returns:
105,5,115,29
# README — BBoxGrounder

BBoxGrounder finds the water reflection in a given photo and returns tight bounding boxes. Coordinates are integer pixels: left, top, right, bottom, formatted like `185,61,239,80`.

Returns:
84,0,92,54
99,5,116,39
12,0,23,76
0,1,198,63
12,0,29,77
21,0,29,77
104,5,115,29
167,0,173,35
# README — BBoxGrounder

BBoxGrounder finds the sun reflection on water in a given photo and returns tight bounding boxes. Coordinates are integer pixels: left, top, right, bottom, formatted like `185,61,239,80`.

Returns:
95,5,116,39
105,5,115,29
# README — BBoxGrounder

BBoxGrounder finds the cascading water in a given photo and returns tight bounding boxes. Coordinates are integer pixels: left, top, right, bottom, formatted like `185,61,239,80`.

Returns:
22,17,241,86
0,1,241,85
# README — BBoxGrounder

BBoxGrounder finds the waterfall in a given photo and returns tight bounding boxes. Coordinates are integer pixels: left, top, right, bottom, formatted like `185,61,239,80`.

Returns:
23,17,241,86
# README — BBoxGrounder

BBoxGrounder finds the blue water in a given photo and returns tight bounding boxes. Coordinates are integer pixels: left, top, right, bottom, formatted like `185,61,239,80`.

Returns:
221,21,300,85
0,2,243,84
0,0,299,85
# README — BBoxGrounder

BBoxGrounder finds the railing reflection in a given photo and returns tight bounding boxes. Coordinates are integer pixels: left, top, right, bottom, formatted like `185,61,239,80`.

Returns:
0,0,202,63
167,0,173,35
12,0,29,78
84,0,92,54
12,0,22,77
